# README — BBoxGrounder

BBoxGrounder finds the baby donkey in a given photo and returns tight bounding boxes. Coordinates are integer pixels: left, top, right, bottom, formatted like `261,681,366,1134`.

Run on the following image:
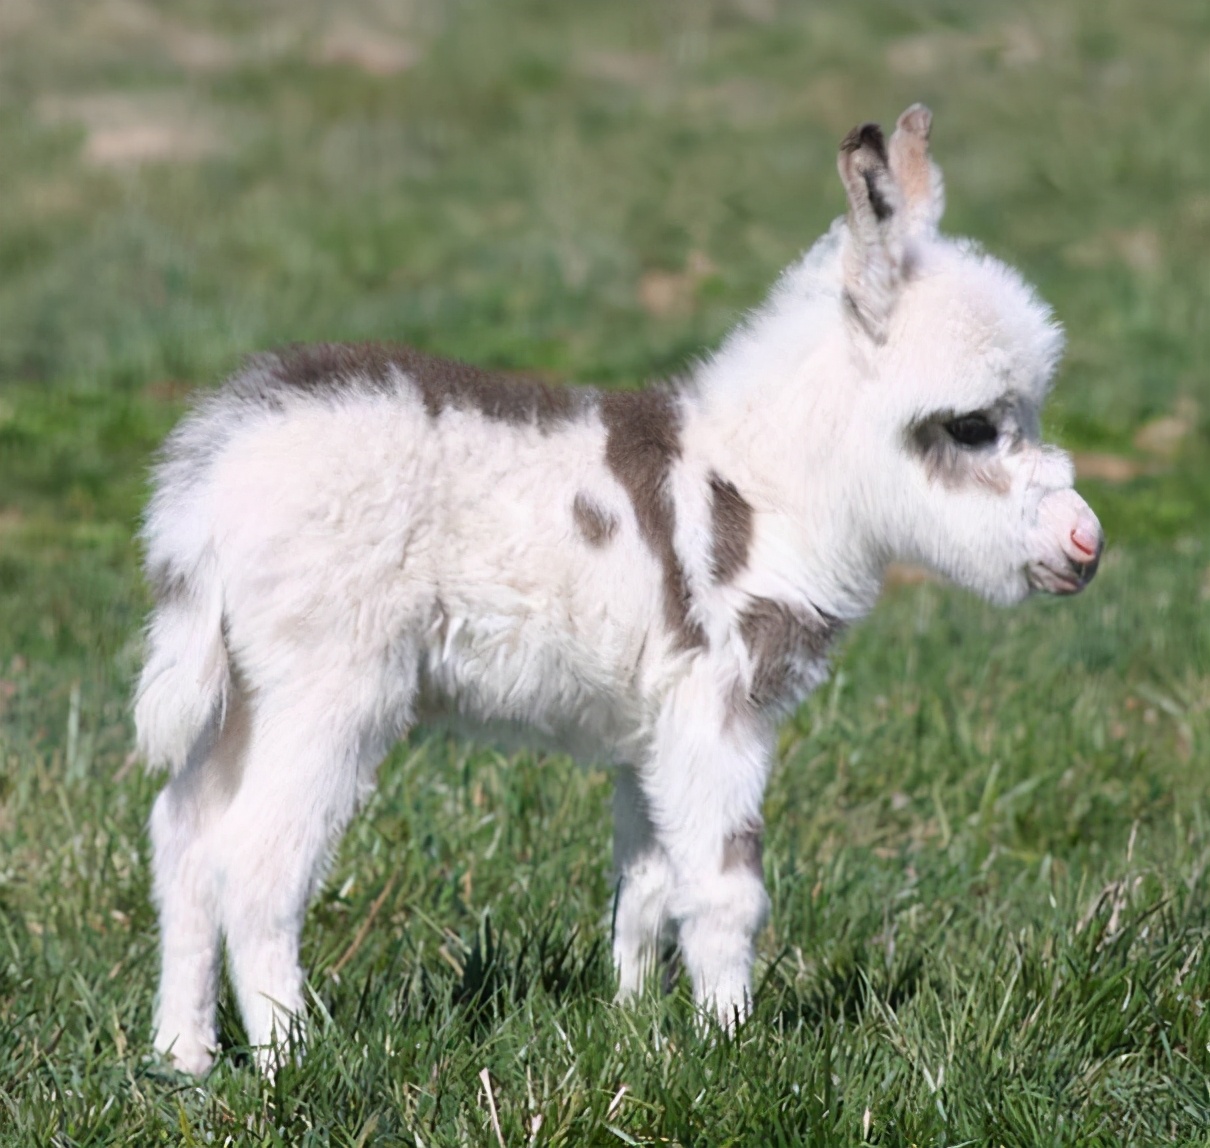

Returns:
137,105,1103,1074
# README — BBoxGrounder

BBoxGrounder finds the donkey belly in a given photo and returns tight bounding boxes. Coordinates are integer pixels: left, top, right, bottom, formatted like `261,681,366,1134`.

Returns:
414,603,648,764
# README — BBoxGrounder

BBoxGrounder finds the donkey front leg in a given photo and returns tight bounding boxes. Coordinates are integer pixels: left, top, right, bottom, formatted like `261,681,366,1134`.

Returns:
640,676,773,1027
678,812,768,1027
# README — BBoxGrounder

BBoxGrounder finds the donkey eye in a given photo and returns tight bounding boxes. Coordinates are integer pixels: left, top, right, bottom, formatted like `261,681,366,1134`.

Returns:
944,414,998,448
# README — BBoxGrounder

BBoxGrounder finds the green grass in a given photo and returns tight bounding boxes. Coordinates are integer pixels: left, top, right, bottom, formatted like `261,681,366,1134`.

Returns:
2,0,1210,1143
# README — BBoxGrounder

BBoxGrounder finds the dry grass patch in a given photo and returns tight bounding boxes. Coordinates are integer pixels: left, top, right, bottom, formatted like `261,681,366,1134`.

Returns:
886,22,1048,78
1064,226,1163,275
315,25,423,76
38,93,223,167
637,251,717,318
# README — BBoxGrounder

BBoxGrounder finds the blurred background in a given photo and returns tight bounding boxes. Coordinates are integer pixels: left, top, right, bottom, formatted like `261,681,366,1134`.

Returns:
1,0,1207,668
1,1,1209,1142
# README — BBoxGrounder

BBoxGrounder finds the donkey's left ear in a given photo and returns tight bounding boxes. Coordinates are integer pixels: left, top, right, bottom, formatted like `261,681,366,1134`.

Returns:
837,121,905,345
888,103,945,238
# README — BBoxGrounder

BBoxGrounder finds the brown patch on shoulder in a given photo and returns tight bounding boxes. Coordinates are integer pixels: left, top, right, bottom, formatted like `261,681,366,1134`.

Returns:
739,597,843,709
722,818,764,878
601,389,705,652
249,342,591,431
708,472,754,583
572,492,618,547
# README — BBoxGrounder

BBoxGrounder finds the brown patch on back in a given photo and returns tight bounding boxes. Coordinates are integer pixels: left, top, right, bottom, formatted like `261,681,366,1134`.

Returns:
708,472,754,583
601,389,705,652
250,342,591,431
572,492,618,547
722,818,764,878
739,597,843,709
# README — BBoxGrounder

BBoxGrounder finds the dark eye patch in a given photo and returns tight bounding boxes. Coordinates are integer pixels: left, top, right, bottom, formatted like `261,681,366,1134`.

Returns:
944,413,998,448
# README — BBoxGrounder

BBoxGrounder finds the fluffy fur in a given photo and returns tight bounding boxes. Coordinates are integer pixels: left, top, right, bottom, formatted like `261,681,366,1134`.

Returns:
136,106,1103,1074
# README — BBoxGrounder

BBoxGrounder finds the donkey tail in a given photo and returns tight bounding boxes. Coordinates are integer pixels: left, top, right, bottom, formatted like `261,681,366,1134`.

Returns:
134,550,230,774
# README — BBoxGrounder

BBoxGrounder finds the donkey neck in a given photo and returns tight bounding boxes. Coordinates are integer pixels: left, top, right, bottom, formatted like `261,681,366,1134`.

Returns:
677,254,886,622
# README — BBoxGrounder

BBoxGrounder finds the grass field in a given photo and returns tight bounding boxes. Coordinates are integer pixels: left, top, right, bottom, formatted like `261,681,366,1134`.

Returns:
2,0,1210,1143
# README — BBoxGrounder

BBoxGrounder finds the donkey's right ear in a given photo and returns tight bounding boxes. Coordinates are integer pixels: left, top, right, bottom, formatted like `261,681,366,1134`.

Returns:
837,122,905,345
887,103,944,238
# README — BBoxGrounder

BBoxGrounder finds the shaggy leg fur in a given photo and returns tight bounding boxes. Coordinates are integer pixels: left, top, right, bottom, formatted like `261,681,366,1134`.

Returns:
151,792,222,1074
674,858,768,1028
639,664,772,1027
150,651,406,1071
214,691,384,1068
612,765,676,999
150,692,253,1074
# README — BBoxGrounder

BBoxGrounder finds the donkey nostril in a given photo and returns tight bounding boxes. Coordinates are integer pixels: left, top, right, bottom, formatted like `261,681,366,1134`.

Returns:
1070,526,1097,558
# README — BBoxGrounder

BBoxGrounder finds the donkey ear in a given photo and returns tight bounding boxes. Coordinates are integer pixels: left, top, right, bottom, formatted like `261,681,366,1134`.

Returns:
888,103,944,237
837,122,905,345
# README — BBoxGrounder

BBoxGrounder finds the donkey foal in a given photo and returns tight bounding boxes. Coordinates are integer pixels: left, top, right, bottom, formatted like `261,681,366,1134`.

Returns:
136,106,1103,1074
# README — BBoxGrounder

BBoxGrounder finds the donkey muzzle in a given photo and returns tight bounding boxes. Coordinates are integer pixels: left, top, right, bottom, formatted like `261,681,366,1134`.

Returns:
1027,490,1105,595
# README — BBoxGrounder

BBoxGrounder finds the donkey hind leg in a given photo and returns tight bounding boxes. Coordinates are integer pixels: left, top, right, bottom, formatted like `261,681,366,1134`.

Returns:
611,765,676,1001
151,690,253,1075
215,679,405,1071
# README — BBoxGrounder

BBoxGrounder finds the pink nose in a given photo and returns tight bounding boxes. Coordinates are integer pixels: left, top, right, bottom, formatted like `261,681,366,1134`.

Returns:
1069,522,1101,559
1061,509,1105,585
1034,488,1105,586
